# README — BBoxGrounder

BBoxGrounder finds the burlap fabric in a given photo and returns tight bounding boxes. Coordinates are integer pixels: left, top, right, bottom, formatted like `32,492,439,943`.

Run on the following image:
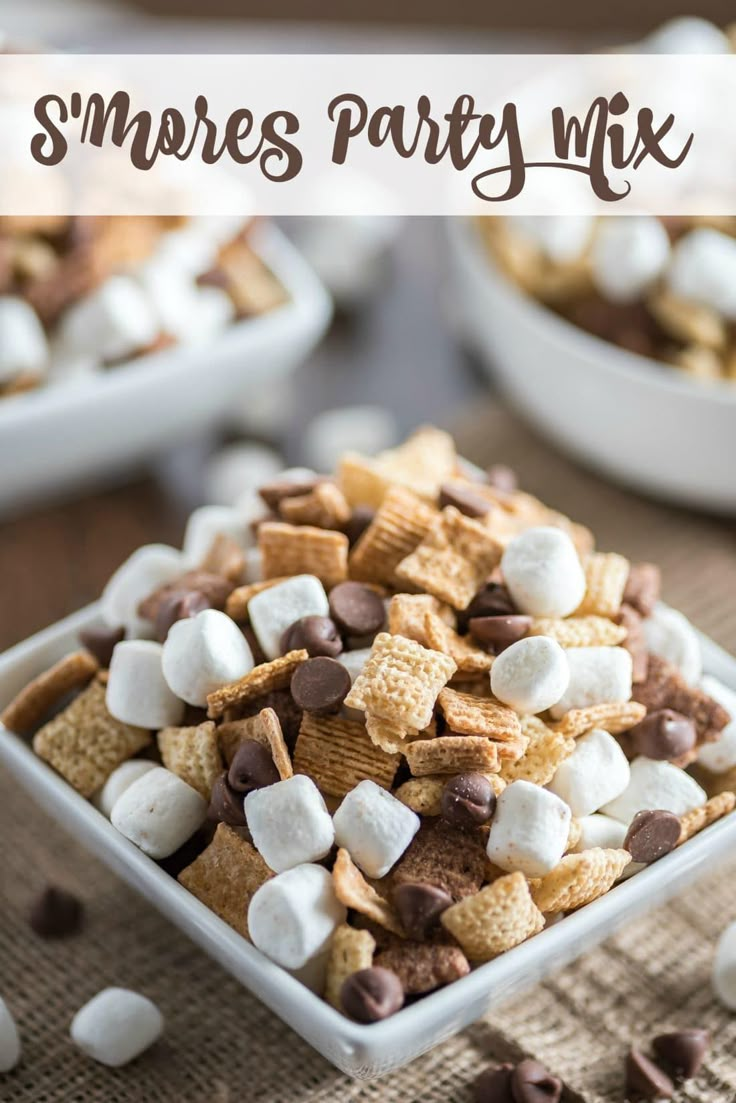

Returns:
2,402,736,1102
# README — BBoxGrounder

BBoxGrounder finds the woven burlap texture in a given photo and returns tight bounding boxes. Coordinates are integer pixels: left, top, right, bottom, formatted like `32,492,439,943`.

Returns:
2,401,736,1102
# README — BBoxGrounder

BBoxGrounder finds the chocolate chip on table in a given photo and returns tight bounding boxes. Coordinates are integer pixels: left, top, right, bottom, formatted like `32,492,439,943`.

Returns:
625,1048,675,1100
228,740,280,794
340,967,404,1023
344,505,375,547
281,615,343,658
628,709,696,762
441,773,496,830
290,656,351,714
624,810,681,864
439,481,492,519
155,589,211,642
29,885,83,938
652,1029,710,1080
474,1063,515,1103
208,772,248,827
486,464,518,494
329,581,385,637
393,882,453,940
511,1059,563,1103
469,615,532,653
79,624,125,668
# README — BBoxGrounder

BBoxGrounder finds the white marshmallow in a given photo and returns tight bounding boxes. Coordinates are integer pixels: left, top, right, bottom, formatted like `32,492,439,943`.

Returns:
512,216,594,263
490,635,570,715
248,574,329,660
549,647,632,720
697,676,736,773
338,647,373,684
155,223,221,275
111,766,206,859
574,813,628,853
601,756,706,824
183,285,236,345
94,760,157,818
248,863,346,970
161,609,253,708
639,16,730,54
303,406,399,474
486,780,571,878
101,544,183,637
107,641,185,729
58,276,159,362
333,780,420,879
713,920,736,1010
644,604,702,685
548,729,630,817
501,527,586,618
243,546,262,584
0,996,20,1072
70,987,163,1067
0,296,48,382
590,217,670,303
182,505,252,567
667,229,736,321
135,257,201,342
244,775,334,873
204,443,283,508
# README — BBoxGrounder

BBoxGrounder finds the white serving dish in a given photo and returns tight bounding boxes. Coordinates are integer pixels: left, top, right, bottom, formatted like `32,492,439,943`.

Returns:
447,219,736,514
0,224,331,517
1,605,735,1078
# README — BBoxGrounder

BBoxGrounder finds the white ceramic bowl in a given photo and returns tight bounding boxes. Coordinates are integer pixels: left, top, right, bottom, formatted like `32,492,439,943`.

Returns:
447,219,736,514
1,604,735,1079
0,224,331,517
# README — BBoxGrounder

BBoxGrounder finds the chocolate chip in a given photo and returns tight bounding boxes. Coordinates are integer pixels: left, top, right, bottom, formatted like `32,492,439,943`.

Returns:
79,624,125,668
290,656,351,714
486,464,518,494
281,615,343,658
208,772,248,826
258,476,325,511
241,624,267,666
624,810,681,864
625,1048,675,1100
628,709,696,762
652,1029,710,1080
439,482,492,519
155,589,211,642
469,615,532,654
393,882,453,940
227,740,280,794
340,967,404,1023
459,582,516,631
344,505,375,547
510,1059,563,1103
29,885,83,938
329,581,385,637
441,773,496,830
474,1064,515,1103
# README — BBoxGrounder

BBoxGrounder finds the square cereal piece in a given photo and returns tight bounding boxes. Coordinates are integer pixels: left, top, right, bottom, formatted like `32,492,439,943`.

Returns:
394,773,505,817
258,522,348,589
200,532,246,583
206,650,308,719
438,688,521,742
392,819,487,902
633,654,730,745
530,848,631,913
32,678,149,797
225,577,290,622
339,426,457,508
364,714,418,754
550,700,647,739
576,552,630,618
500,716,575,787
374,942,469,995
423,613,494,675
292,712,399,798
528,616,627,648
332,848,405,936
395,507,502,610
279,482,351,530
440,872,544,961
2,650,99,735
325,924,376,1009
178,823,273,939
349,487,438,587
157,721,224,799
678,791,735,844
404,736,500,777
388,593,454,647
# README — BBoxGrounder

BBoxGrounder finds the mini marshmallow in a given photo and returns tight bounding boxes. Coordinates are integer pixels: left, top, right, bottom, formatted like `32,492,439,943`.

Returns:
302,406,399,474
644,604,702,685
0,996,20,1072
182,505,252,567
70,987,163,1067
548,728,631,817
162,609,253,707
667,229,736,321
0,296,48,383
244,774,334,873
486,780,571,878
101,543,183,636
248,863,346,970
58,276,159,362
338,647,373,684
94,760,157,818
601,756,706,824
107,640,185,729
183,285,236,345
111,766,206,859
639,16,730,54
490,635,570,715
204,443,283,507
574,813,628,853
549,647,632,720
155,223,221,275
332,779,420,879
713,920,736,1010
501,527,586,618
697,676,736,773
590,217,670,303
243,546,262,584
135,257,202,342
248,574,329,660
512,216,594,263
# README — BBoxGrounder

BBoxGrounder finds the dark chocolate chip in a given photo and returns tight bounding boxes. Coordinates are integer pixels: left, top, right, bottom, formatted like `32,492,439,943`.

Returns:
208,772,248,826
486,465,518,494
510,1059,563,1103
290,656,351,714
474,1064,515,1103
459,582,516,632
258,476,325,511
625,1048,675,1100
393,882,453,940
79,624,125,668
439,481,492,519
29,885,83,939
624,810,681,864
652,1029,710,1080
281,615,343,658
628,709,696,762
155,589,211,642
345,506,375,547
340,967,404,1023
469,615,532,654
241,624,267,666
329,581,385,637
441,773,496,830
227,740,280,794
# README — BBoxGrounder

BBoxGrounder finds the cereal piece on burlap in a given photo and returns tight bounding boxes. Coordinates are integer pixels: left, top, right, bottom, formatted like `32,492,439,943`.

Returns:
325,924,376,1008
392,819,486,902
215,708,293,780
677,792,736,844
279,482,351,530
225,577,291,621
530,848,631,914
2,650,99,735
528,616,627,648
178,823,273,939
394,773,505,817
405,736,500,777
207,650,308,719
440,872,544,961
293,712,399,798
339,426,458,508
259,522,348,589
138,570,234,622
157,721,223,799
551,700,647,739
199,533,246,583
437,688,521,742
633,654,730,745
500,717,575,786
349,487,438,586
388,594,454,647
395,507,503,610
576,552,630,618
32,679,149,798
332,848,404,936
374,942,470,995
423,612,494,674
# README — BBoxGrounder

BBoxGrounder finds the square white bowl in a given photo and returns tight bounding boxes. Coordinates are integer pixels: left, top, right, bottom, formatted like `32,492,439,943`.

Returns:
1,605,735,1079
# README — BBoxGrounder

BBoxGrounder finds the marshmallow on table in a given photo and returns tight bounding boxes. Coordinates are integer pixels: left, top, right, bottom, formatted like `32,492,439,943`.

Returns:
333,780,420,879
107,640,185,729
490,635,570,715
248,574,329,660
601,756,706,824
248,863,347,970
512,216,594,263
548,728,630,817
590,217,670,303
639,16,730,54
70,987,163,1067
302,406,399,474
101,543,183,637
644,604,702,685
58,276,159,362
244,775,334,873
111,766,206,859
0,996,20,1072
574,813,628,853
666,229,736,321
501,527,586,618
94,760,157,818
713,920,736,1010
549,646,632,720
697,676,736,773
204,443,283,508
182,505,252,567
161,609,253,707
486,780,571,878
0,296,48,383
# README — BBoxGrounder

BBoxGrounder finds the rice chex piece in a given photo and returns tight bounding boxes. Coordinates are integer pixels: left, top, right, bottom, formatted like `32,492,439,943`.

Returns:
500,716,575,787
293,712,399,798
440,872,544,961
325,924,376,1009
388,593,454,647
530,848,631,913
528,616,627,648
551,700,647,739
678,791,735,844
404,736,500,777
395,507,502,610
423,613,494,674
178,823,273,939
576,552,630,618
